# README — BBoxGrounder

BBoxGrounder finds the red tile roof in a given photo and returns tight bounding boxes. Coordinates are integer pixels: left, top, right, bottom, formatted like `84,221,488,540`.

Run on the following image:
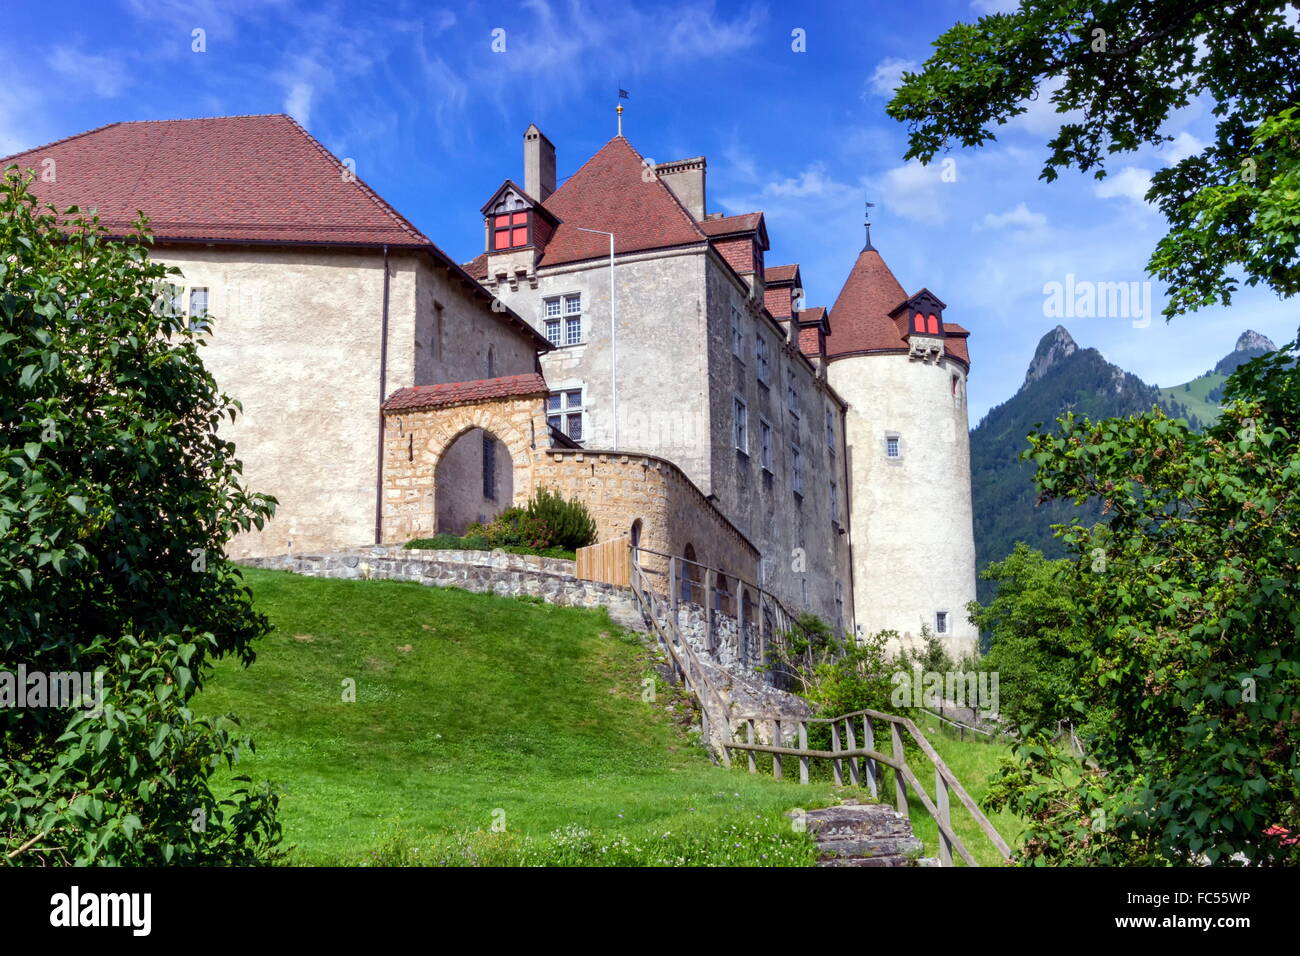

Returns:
537,136,706,268
4,115,553,353
826,247,909,357
382,373,549,413
699,213,762,236
764,264,799,283
825,246,970,366
2,114,430,246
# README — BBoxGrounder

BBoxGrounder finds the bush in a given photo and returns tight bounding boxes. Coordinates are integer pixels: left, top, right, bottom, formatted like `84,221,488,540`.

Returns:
525,487,597,551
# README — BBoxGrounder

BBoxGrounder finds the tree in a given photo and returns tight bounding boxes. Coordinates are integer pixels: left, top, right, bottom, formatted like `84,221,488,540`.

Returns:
0,170,281,864
888,0,1300,318
968,544,1084,734
989,342,1300,865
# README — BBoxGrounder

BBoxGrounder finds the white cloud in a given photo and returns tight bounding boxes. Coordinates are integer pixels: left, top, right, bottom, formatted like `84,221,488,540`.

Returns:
1094,166,1153,205
970,0,1020,13
877,161,949,222
1160,130,1206,165
979,202,1047,233
284,81,313,127
865,57,919,98
47,45,128,98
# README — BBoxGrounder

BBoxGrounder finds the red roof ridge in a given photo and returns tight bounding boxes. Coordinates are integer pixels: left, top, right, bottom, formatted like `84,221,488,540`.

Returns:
2,121,126,165
382,372,549,413
279,114,429,245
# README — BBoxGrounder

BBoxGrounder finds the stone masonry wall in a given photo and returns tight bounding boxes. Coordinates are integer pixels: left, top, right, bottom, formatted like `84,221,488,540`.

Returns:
381,395,551,544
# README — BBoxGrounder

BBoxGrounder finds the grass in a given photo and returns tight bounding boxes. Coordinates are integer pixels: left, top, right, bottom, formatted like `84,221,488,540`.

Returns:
197,568,840,865
404,534,576,561
1158,372,1227,426
899,712,1025,866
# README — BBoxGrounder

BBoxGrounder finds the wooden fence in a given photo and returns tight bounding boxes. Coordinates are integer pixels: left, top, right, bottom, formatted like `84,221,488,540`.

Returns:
575,538,630,588
724,709,1012,867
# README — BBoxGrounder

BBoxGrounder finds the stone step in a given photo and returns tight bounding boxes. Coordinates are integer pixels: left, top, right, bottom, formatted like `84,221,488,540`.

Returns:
792,801,936,868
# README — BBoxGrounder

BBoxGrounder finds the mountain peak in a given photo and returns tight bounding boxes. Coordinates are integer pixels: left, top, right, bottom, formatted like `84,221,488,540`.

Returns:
1215,329,1277,376
1234,330,1275,353
1024,325,1078,387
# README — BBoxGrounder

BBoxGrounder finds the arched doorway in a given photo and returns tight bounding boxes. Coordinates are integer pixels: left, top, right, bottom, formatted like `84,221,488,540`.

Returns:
434,427,514,534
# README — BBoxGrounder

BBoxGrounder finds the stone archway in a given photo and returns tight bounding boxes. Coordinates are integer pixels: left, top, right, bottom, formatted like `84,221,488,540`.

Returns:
433,426,515,534
380,378,551,545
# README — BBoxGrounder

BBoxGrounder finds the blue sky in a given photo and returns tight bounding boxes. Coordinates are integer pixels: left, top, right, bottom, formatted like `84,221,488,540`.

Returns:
4,0,1297,421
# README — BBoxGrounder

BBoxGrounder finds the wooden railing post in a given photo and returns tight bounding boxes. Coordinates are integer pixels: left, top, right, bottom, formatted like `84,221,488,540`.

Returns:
936,767,953,867
798,721,809,784
863,715,879,799
746,719,756,773
668,556,678,611
771,719,782,779
830,720,843,786
845,719,861,787
891,721,908,815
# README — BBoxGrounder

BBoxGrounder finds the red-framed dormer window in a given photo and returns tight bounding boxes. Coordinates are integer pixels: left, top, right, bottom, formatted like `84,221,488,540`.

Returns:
492,211,529,251
912,310,942,334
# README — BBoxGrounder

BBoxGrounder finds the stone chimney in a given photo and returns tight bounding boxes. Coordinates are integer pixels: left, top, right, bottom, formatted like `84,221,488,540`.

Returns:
523,124,555,202
654,156,707,220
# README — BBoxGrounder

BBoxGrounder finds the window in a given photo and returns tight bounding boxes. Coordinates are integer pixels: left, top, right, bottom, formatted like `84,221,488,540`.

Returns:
482,432,497,500
544,294,582,346
433,302,444,360
760,420,773,471
756,334,769,383
187,287,208,332
936,611,950,635
734,398,748,453
486,345,495,378
791,443,803,496
786,369,799,417
830,481,839,525
885,434,901,459
825,408,835,451
731,306,744,360
835,581,844,627
547,389,583,441
492,211,529,250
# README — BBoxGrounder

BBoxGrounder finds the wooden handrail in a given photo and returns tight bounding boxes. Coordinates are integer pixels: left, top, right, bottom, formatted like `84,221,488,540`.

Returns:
724,707,1012,866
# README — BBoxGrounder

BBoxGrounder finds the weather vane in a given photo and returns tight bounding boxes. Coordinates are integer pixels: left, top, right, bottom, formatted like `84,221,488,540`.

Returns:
864,201,876,250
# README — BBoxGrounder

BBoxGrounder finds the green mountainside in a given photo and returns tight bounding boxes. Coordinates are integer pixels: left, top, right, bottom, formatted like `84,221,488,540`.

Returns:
969,326,1196,607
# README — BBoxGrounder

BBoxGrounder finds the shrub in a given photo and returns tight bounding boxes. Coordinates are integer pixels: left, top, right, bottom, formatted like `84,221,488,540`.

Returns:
525,487,597,551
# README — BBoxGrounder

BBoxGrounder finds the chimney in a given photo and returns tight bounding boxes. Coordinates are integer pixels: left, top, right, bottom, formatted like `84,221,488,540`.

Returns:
654,157,707,220
523,124,556,202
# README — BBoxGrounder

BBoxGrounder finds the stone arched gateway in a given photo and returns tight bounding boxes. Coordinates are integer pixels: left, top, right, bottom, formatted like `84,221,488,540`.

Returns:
379,374,552,544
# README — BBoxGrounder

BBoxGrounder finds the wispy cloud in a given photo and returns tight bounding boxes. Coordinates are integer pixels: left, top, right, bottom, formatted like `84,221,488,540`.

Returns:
865,57,918,98
47,45,128,98
1094,166,1153,205
979,202,1047,233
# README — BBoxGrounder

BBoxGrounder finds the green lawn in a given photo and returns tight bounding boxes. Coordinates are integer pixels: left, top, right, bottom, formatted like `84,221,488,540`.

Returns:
197,569,842,865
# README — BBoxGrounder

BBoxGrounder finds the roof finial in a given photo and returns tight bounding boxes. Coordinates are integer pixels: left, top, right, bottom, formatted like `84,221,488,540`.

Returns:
616,88,629,137
864,200,876,251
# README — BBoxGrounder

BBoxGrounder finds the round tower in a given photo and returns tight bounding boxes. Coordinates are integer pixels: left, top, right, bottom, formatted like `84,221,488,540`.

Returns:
824,227,978,660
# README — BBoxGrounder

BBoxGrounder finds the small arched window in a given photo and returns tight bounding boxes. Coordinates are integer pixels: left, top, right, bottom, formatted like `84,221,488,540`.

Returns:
486,345,495,378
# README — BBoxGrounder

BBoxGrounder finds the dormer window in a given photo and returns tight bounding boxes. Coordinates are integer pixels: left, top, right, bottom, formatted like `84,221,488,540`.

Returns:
911,311,941,334
493,211,529,250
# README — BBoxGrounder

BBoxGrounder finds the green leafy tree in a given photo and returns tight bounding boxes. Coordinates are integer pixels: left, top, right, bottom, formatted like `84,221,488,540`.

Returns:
968,544,1085,734
0,170,281,864
989,343,1300,865
888,0,1300,317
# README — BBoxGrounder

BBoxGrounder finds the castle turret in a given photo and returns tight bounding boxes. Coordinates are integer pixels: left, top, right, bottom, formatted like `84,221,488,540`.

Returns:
824,229,977,659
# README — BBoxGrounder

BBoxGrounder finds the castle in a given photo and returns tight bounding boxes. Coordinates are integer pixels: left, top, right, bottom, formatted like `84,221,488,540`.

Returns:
4,114,978,656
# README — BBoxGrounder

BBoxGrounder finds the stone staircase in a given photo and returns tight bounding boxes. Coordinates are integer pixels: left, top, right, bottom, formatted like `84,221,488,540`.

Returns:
796,801,937,867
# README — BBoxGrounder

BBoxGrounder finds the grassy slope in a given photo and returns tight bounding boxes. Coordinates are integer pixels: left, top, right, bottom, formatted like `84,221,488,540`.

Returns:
1157,372,1226,425
197,569,843,866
